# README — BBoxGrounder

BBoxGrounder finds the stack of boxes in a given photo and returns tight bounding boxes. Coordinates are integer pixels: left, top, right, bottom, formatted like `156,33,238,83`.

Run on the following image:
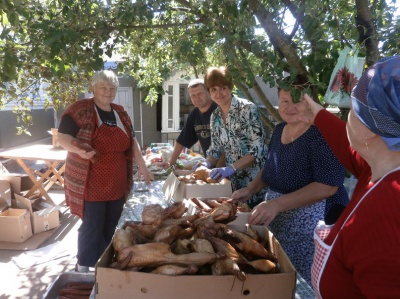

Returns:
0,174,60,244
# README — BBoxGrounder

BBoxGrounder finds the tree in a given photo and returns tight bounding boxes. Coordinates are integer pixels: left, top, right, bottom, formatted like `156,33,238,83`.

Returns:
1,0,399,132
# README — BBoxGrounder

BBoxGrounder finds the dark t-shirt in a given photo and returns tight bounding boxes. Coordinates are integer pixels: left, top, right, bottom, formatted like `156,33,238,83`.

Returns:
176,102,217,157
58,105,117,137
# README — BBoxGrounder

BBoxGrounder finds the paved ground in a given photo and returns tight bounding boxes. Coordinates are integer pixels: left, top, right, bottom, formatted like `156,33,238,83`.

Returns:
0,189,79,299
0,179,167,299
0,176,315,299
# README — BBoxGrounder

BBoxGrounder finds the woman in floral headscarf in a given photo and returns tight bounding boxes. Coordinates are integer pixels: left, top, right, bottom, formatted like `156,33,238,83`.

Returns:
301,56,400,298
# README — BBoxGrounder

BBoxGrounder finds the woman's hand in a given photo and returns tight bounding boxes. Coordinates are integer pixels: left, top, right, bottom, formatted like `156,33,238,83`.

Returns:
136,167,154,185
231,187,252,203
70,139,99,163
297,94,324,124
209,166,235,180
158,162,171,169
249,200,280,226
78,150,97,161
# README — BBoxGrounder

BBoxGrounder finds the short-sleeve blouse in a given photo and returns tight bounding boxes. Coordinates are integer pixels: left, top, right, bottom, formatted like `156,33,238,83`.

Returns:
261,122,348,206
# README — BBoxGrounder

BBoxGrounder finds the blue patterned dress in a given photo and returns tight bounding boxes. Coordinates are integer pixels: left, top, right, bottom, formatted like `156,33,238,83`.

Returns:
207,96,268,206
261,122,348,285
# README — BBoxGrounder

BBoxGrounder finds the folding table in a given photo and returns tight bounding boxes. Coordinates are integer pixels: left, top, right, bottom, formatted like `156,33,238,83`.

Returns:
0,144,67,205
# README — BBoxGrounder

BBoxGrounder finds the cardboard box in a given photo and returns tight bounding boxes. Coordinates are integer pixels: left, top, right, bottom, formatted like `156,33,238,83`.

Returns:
15,194,60,235
162,170,232,202
0,228,58,251
0,205,32,243
0,179,12,202
0,179,12,211
43,272,95,299
95,225,296,299
0,174,34,198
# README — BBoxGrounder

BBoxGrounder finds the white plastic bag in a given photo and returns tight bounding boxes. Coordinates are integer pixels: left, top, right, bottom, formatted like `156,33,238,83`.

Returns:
324,47,365,108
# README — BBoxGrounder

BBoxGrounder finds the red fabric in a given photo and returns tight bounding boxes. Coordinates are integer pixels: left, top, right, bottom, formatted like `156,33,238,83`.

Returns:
314,110,400,298
86,123,130,201
63,98,134,218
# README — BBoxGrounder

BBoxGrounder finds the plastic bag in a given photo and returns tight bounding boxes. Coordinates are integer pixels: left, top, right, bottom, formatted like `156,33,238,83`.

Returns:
324,47,365,108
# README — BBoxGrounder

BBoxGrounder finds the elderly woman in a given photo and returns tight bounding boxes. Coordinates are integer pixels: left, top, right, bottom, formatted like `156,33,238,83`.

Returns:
197,66,268,207
301,56,400,298
232,77,348,285
57,70,153,272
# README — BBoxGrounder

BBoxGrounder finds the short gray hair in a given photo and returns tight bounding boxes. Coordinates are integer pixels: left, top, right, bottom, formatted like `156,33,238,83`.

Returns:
188,78,205,89
90,70,119,91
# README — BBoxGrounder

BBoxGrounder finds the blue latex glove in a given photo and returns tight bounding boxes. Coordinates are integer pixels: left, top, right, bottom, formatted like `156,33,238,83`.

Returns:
209,166,235,180
192,161,211,171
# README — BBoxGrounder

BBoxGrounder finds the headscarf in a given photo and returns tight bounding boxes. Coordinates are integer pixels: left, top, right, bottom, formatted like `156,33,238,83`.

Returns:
351,56,400,151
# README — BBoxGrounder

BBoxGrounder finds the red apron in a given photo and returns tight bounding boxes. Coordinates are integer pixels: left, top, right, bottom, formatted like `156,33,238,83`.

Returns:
311,167,400,298
86,119,130,202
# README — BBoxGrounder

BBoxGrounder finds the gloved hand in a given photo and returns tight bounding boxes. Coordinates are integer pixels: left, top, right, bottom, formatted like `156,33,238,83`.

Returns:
192,161,211,171
209,166,235,180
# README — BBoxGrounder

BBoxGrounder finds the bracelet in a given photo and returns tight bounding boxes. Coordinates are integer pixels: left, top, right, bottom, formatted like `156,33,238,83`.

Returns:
229,163,238,173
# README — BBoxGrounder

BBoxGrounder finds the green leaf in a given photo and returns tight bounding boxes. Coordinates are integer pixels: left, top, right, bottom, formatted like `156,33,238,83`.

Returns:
291,89,301,103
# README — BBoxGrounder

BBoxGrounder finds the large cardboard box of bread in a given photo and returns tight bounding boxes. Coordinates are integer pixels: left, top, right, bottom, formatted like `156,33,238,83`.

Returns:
162,169,232,202
0,198,32,243
15,194,60,235
95,224,296,299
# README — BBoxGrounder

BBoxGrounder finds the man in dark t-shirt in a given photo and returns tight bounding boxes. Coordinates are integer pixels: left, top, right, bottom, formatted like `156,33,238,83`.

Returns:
162,79,219,167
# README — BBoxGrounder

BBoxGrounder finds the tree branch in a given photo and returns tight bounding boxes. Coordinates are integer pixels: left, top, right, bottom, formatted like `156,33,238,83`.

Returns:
355,0,380,66
247,0,308,78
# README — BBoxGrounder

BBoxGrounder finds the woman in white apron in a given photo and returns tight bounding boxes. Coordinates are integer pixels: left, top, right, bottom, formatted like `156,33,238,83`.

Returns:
302,56,400,298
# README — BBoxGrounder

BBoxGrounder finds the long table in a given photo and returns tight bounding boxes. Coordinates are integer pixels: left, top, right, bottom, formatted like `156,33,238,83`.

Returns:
0,144,67,205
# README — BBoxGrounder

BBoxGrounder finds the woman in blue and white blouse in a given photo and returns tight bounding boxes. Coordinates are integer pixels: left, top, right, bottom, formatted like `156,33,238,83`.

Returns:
197,66,268,208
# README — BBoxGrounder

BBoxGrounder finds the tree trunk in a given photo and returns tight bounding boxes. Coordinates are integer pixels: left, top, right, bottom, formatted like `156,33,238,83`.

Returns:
355,0,380,66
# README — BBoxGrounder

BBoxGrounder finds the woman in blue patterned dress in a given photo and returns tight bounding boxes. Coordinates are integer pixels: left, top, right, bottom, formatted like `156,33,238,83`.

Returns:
195,66,268,208
232,79,348,285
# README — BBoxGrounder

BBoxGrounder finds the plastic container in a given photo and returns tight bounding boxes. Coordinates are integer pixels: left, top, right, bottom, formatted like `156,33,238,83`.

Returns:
150,143,172,148
43,271,95,299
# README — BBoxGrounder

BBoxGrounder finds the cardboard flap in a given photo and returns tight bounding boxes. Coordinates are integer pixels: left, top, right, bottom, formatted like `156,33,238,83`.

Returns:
162,172,181,201
14,194,33,214
0,198,9,212
34,205,61,216
15,193,61,215
0,180,11,200
32,198,59,211
0,174,34,197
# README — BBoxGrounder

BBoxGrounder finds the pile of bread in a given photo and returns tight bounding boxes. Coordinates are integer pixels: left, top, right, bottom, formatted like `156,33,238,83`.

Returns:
110,200,279,281
177,166,219,184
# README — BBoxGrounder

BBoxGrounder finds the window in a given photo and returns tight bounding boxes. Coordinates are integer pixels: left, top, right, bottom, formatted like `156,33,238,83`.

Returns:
167,85,174,129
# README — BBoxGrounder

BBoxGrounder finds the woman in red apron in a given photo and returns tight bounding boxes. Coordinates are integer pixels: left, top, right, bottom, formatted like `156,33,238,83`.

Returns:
302,56,400,298
58,70,153,272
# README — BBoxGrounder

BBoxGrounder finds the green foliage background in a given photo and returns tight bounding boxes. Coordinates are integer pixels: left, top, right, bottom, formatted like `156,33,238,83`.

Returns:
0,0,399,133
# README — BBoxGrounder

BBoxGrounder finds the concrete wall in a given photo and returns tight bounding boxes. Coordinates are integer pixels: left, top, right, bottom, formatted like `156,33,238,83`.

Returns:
0,109,54,150
132,88,161,149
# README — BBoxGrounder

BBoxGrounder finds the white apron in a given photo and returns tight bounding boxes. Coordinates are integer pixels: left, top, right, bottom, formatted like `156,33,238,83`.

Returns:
311,167,400,298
